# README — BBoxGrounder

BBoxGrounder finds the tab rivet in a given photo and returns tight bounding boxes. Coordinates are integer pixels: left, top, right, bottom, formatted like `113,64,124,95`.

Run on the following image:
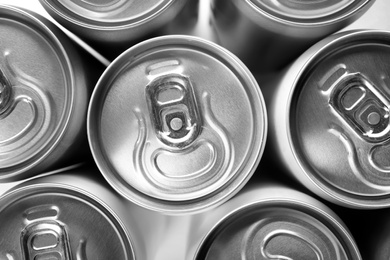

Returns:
368,112,381,126
170,117,184,131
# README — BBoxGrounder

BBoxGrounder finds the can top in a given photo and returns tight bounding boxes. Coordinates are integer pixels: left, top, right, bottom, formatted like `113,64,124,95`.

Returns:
0,6,75,179
250,0,370,23
195,201,360,260
41,0,179,27
0,183,134,259
88,35,267,213
290,30,390,207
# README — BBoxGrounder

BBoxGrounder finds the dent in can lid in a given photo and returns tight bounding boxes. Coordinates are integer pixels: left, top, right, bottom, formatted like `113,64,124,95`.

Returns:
291,30,390,207
0,185,134,259
0,6,75,180
42,0,182,27
195,201,359,260
250,0,370,23
88,35,267,214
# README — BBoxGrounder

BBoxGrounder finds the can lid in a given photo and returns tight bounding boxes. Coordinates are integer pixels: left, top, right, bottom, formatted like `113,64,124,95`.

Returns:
42,0,179,27
195,201,359,260
88,35,267,213
0,6,74,179
251,0,370,23
0,184,134,259
291,30,390,207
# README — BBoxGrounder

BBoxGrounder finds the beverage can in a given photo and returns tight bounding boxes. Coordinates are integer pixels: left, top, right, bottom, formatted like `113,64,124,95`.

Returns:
0,168,135,259
0,5,102,182
191,180,361,260
88,35,267,214
268,30,390,208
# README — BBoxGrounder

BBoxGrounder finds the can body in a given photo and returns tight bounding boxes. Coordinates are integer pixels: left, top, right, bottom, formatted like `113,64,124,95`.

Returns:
186,179,361,260
39,0,199,60
267,30,390,208
0,167,136,259
88,35,267,214
210,0,373,72
0,5,103,182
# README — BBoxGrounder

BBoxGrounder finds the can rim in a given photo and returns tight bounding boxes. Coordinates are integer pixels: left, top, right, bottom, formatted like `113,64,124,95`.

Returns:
0,5,75,180
194,198,361,260
286,29,390,208
244,0,372,26
39,0,178,31
0,178,136,259
87,35,268,214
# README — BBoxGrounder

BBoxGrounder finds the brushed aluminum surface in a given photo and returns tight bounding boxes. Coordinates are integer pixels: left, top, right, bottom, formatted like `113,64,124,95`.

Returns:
88,35,267,214
269,30,390,208
0,171,135,259
0,5,96,182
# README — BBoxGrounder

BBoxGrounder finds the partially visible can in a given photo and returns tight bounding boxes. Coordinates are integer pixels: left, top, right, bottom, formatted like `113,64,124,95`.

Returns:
189,180,361,260
0,5,103,182
267,30,390,208
38,0,199,60
0,167,135,259
88,35,267,214
210,0,373,72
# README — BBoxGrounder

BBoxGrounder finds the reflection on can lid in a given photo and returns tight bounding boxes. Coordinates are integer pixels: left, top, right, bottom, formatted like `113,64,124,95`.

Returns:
0,6,74,179
250,0,370,23
195,201,358,260
88,35,267,213
0,185,134,259
291,30,390,207
44,0,181,26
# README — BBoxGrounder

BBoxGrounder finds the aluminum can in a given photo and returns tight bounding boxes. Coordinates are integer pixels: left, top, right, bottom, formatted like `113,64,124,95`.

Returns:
187,180,361,260
88,35,267,214
267,30,390,208
0,5,103,182
0,167,136,259
210,0,373,72
38,0,199,60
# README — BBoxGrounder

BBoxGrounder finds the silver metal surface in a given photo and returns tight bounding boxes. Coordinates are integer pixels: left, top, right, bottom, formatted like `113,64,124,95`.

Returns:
210,0,373,72
0,1,389,259
88,35,267,214
191,181,361,260
268,30,390,208
39,0,199,59
0,170,135,259
0,5,101,182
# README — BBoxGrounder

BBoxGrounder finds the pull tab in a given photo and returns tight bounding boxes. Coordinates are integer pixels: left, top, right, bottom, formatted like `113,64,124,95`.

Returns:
21,221,72,260
0,67,12,115
330,72,390,142
146,74,202,148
